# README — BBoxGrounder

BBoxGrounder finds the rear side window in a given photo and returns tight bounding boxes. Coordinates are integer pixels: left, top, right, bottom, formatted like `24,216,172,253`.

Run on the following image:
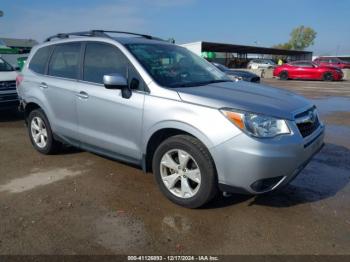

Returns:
48,43,81,79
83,42,128,84
29,46,52,74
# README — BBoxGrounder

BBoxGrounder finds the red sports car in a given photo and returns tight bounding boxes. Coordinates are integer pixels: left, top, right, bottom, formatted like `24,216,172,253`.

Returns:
273,61,343,81
313,57,350,69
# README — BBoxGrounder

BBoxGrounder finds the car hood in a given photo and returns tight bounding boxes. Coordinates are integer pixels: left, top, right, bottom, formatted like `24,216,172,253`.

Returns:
175,81,313,120
0,71,17,81
226,70,258,78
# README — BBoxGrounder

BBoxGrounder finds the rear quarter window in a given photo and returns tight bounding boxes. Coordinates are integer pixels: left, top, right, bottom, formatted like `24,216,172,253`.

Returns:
28,46,53,74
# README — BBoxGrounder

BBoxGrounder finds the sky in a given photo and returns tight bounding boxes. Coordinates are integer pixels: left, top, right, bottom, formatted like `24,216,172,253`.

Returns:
1,0,349,55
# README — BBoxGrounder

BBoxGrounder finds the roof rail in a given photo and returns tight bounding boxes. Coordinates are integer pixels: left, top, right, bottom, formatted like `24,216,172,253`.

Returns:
44,30,164,42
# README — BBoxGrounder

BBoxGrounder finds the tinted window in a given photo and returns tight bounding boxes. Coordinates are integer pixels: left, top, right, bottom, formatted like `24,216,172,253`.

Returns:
302,62,313,67
29,46,52,74
292,62,313,67
83,43,128,84
48,43,81,79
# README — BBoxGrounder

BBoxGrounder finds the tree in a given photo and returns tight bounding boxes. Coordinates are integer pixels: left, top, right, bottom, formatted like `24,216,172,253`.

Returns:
273,25,317,50
273,42,292,50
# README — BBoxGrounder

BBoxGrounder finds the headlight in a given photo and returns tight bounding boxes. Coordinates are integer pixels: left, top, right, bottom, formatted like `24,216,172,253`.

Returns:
220,109,290,138
228,75,242,82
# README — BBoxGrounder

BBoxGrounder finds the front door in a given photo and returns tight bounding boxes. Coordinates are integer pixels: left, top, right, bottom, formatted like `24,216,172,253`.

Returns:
293,62,314,79
76,42,145,163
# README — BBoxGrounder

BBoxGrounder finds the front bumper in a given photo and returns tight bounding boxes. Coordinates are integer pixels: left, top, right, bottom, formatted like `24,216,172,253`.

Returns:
334,72,343,81
210,122,325,194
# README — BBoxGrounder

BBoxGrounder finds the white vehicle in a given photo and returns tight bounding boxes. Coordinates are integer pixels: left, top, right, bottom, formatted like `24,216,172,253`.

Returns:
247,59,276,69
0,57,18,110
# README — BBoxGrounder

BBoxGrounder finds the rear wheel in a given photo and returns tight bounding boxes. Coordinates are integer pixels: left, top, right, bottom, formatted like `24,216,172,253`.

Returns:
28,109,61,154
279,71,288,80
323,72,334,81
152,135,218,208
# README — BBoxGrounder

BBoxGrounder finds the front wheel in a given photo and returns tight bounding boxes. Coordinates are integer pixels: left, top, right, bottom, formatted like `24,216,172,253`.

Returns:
152,135,218,208
323,72,334,81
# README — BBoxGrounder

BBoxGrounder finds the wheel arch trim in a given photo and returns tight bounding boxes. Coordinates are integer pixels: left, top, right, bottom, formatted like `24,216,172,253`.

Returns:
143,121,214,154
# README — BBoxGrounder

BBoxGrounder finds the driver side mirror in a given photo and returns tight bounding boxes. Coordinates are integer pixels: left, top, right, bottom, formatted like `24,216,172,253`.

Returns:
103,73,132,99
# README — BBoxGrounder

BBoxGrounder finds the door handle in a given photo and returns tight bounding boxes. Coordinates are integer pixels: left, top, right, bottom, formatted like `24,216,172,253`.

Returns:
76,91,89,99
39,82,48,89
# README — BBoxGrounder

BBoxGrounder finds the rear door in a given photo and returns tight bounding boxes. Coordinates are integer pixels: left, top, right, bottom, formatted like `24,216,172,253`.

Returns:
42,42,81,142
75,42,145,163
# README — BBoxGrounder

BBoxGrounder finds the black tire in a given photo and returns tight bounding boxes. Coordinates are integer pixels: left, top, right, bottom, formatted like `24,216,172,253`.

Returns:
279,71,288,80
27,109,61,154
152,135,218,208
323,72,334,81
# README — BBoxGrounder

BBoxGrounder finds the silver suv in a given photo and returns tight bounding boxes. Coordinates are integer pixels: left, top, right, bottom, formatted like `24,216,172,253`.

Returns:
17,30,325,208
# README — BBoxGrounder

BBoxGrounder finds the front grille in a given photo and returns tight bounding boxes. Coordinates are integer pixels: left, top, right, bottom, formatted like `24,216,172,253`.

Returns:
0,81,16,91
0,93,18,102
295,107,320,138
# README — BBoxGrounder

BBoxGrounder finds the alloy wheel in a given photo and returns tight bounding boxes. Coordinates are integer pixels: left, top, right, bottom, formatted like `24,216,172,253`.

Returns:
31,116,48,148
160,149,201,199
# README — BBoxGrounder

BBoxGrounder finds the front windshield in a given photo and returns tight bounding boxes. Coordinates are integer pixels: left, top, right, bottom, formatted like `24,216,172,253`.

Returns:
0,58,14,72
125,43,230,88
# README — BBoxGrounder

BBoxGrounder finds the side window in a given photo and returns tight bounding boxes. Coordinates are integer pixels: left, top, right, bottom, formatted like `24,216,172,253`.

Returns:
294,62,312,67
302,62,313,68
330,58,339,63
83,43,128,84
28,46,53,74
48,43,81,79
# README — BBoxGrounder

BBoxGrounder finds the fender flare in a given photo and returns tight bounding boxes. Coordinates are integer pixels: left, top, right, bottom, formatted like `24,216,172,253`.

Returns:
142,120,214,154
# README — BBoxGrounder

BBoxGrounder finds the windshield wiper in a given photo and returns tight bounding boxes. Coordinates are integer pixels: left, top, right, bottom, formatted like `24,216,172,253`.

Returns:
205,80,232,84
174,79,231,88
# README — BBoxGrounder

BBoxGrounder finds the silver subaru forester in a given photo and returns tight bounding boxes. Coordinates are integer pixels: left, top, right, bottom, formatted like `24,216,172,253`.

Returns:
17,30,325,208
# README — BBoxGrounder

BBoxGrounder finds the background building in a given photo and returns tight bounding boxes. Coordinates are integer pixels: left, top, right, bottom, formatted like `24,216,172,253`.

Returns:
0,37,38,54
181,41,313,68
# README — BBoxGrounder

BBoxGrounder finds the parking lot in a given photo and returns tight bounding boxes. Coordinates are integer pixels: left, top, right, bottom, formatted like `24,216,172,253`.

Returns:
0,79,350,255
